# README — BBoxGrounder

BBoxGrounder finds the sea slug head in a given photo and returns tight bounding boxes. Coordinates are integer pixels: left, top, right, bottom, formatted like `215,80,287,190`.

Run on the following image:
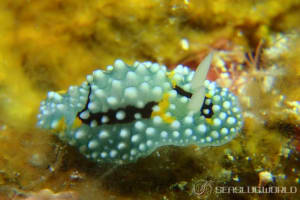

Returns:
170,52,243,146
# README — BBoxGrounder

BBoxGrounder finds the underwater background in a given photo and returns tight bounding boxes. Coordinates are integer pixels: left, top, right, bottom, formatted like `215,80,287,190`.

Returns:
0,0,300,199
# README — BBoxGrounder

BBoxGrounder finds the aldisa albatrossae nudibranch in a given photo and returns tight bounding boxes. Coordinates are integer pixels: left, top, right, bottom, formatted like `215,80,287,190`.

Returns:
37,53,243,164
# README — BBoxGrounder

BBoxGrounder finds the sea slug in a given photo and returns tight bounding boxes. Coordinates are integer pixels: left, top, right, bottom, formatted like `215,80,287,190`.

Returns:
37,53,243,164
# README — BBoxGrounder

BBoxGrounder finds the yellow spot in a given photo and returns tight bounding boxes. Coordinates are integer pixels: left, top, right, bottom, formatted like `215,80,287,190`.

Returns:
206,118,213,125
72,117,82,129
57,90,67,94
151,93,175,123
206,93,212,98
51,117,66,133
167,71,176,87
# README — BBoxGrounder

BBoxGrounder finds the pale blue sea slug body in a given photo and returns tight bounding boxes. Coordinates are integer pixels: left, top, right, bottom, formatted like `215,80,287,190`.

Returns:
37,53,243,164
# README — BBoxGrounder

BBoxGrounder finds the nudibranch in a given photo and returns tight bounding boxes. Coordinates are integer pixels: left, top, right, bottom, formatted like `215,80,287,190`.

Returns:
37,53,243,164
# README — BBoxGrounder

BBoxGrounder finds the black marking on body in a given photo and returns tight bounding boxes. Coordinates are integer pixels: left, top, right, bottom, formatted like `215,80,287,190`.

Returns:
77,85,158,126
174,85,192,98
77,83,214,126
174,85,214,118
200,96,214,118
77,83,92,117
80,101,158,126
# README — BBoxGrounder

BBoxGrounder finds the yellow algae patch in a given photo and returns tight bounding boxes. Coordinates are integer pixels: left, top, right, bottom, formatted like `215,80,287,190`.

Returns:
0,53,42,130
0,71,5,83
0,126,57,188
151,93,175,123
